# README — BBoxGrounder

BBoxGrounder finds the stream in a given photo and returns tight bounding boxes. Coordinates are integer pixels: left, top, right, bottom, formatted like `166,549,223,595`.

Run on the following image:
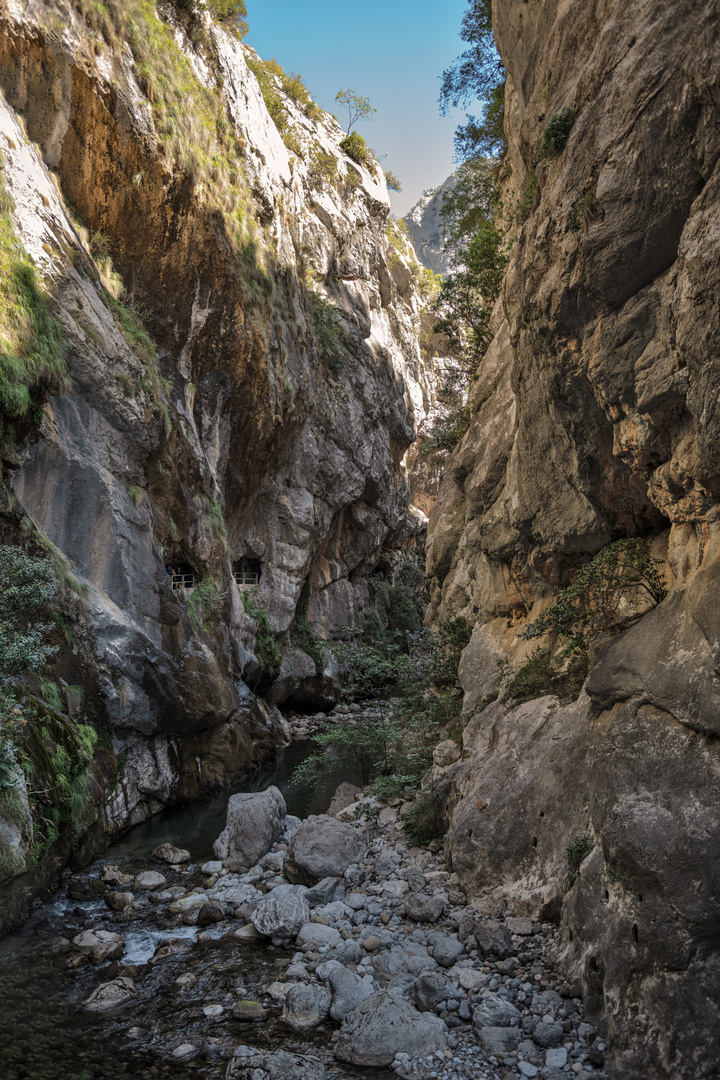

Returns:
0,735,388,1080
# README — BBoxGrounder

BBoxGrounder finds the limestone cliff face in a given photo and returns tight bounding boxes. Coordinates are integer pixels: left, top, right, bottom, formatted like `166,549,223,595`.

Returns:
404,173,457,276
0,0,434,904
431,1,720,1076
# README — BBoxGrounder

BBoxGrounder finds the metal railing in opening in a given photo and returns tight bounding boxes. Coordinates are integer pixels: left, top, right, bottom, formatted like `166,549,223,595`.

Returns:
234,571,259,587
171,573,196,592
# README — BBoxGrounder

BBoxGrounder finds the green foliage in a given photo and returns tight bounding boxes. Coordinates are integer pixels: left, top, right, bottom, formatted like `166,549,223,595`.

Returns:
308,144,338,191
207,0,248,36
403,789,446,847
127,483,143,506
517,171,540,222
504,538,667,705
0,158,68,437
196,494,228,545
539,107,577,158
292,719,391,788
570,182,598,232
424,207,508,458
289,578,325,673
0,547,58,678
241,589,282,681
439,0,506,161
186,578,225,633
524,538,667,653
312,296,346,373
245,55,315,152
104,291,171,436
295,612,471,830
384,170,402,192
340,131,372,170
566,833,594,880
0,545,97,860
335,89,376,135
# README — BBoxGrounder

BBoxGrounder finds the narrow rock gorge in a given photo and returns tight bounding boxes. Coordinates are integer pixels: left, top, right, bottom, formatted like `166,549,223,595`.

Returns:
0,1,718,1079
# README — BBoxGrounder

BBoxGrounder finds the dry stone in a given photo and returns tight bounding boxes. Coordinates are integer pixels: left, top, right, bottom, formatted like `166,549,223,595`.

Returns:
214,786,286,870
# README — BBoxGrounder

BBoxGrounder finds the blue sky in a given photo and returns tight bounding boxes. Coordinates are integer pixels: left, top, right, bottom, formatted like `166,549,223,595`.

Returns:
245,0,469,216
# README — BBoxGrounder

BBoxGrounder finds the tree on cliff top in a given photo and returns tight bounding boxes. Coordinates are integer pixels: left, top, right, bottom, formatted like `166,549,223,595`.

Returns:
335,89,377,135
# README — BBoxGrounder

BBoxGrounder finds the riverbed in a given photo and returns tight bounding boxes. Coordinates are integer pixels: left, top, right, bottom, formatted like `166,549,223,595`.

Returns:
0,735,385,1080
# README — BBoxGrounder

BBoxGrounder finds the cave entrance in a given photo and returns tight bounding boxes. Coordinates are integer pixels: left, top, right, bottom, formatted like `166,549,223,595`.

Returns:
166,561,198,592
234,557,261,588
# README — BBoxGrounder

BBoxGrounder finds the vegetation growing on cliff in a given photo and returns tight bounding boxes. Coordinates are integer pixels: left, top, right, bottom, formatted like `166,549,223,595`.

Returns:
293,557,469,843
502,538,667,703
419,0,509,459
0,546,97,868
0,160,68,442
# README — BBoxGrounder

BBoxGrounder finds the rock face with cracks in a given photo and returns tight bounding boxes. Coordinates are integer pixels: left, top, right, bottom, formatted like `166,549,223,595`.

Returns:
430,1,720,1077
0,0,438,921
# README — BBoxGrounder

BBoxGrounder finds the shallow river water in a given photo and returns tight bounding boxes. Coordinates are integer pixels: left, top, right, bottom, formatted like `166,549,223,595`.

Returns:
0,739,392,1080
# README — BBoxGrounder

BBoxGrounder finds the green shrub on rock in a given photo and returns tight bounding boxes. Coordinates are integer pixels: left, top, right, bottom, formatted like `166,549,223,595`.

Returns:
340,131,372,170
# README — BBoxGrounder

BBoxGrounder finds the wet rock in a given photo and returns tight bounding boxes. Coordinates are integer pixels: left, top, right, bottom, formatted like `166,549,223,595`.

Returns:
197,900,226,926
226,1045,326,1080
152,842,190,864
169,891,207,912
327,782,362,817
104,890,134,911
214,786,287,870
68,877,108,901
251,888,310,939
201,860,223,875
149,938,192,964
296,922,341,948
335,991,447,1067
285,815,366,885
100,864,134,886
474,919,514,958
404,893,446,923
72,930,124,963
316,960,374,1021
173,1043,197,1059
83,977,137,1011
134,870,167,891
281,983,331,1030
174,973,197,990
234,924,263,943
232,999,267,1021
472,992,521,1028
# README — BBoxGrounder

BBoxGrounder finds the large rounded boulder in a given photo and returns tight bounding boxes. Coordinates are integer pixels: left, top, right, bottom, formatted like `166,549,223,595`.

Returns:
335,991,447,1067
214,786,286,870
285,814,366,885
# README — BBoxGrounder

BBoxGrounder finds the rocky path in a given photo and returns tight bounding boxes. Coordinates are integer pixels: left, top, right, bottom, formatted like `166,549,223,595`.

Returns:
0,727,610,1080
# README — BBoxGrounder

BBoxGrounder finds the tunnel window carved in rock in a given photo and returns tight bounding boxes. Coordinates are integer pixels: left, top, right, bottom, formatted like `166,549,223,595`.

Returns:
234,557,262,588
166,561,198,593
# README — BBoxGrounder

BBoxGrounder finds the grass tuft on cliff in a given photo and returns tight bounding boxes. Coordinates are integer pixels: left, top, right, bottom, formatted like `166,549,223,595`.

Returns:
0,159,68,439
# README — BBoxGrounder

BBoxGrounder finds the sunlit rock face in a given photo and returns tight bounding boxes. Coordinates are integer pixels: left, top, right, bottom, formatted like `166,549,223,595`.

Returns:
0,0,436,891
433,1,720,1076
404,174,457,277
